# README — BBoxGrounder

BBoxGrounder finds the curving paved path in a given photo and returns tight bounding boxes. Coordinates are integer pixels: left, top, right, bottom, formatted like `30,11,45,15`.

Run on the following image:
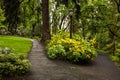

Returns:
26,40,120,80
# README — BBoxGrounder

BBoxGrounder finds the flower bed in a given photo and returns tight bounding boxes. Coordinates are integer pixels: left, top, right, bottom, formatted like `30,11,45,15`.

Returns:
47,33,97,63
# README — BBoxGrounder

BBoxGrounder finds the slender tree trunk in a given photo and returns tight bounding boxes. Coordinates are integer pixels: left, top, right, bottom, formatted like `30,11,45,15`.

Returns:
41,0,51,42
70,15,73,38
31,23,35,38
109,29,115,56
113,36,116,56
59,15,66,29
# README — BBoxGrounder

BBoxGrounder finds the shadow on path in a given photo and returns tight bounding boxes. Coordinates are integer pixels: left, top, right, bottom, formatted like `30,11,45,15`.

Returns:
26,40,120,80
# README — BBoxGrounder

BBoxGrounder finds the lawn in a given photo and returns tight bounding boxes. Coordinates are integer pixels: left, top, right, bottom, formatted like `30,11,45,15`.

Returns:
0,35,32,58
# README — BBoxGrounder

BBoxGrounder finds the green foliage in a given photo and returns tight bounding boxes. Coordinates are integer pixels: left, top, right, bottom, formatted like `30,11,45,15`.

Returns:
3,0,21,34
0,53,30,77
19,0,42,37
47,32,97,63
0,8,5,30
0,47,12,54
0,9,5,24
1,0,120,66
47,44,65,59
110,55,119,62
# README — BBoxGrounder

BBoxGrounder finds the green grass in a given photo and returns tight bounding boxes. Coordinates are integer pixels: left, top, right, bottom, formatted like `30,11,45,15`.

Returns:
0,35,32,58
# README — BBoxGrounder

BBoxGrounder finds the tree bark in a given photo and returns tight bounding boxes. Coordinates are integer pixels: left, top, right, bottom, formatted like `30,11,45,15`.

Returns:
41,0,51,42
70,15,73,38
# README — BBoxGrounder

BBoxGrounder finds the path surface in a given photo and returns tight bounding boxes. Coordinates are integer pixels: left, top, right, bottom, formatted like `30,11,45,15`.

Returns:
26,40,120,80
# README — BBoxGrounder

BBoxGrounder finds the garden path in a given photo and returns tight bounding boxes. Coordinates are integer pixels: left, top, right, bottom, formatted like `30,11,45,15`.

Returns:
26,40,120,80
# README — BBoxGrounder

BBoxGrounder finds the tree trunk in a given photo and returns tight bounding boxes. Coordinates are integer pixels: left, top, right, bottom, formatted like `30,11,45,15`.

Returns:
41,0,51,42
70,15,73,38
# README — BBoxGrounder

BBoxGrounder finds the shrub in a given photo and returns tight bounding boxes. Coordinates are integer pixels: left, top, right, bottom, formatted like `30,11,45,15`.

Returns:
110,55,119,62
0,47,12,54
47,44,66,59
0,53,30,77
47,32,97,63
0,62,16,76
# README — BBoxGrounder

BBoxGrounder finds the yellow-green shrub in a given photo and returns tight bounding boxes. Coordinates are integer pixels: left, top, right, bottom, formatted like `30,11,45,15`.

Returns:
47,32,97,63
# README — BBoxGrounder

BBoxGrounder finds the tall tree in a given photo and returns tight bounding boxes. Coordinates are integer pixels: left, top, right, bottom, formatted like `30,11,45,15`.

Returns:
41,0,51,41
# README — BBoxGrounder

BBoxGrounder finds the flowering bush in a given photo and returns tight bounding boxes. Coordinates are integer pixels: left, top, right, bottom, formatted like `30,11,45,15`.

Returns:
47,32,97,63
47,44,66,59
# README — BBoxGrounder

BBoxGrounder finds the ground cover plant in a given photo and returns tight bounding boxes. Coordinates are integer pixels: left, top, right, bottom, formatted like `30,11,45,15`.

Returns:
47,32,97,63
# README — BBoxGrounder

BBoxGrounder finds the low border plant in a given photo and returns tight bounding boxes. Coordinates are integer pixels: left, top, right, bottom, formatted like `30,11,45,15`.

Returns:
0,47,30,77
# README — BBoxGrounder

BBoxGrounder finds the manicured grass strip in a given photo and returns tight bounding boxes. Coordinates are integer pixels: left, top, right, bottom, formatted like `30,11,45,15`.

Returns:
0,35,32,58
